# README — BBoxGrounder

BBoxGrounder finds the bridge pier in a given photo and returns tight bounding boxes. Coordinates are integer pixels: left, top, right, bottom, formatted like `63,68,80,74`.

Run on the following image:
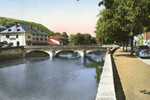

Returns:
47,50,55,61
77,50,86,64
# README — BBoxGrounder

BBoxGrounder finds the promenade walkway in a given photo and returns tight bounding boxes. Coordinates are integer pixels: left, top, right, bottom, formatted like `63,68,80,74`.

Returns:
113,49,150,100
139,58,150,65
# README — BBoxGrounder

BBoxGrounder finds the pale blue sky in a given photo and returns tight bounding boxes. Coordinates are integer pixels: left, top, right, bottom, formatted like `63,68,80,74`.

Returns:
0,0,103,35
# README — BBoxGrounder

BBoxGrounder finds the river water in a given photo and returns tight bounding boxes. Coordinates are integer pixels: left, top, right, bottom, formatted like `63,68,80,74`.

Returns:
0,53,104,100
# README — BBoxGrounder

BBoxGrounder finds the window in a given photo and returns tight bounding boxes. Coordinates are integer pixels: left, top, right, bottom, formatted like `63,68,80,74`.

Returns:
8,29,11,31
28,36,31,39
6,35,9,38
17,41,20,46
17,29,20,31
26,41,32,45
36,38,39,40
16,35,18,38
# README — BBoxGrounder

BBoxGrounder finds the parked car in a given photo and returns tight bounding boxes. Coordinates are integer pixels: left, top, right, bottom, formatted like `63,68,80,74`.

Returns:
139,49,150,58
136,46,150,58
135,46,149,55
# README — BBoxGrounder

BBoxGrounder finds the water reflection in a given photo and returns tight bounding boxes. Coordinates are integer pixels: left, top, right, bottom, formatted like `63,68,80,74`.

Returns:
0,55,100,100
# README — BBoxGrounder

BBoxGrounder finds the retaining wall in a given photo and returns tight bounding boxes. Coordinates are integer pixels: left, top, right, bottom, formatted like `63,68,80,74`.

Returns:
95,53,116,100
0,47,24,60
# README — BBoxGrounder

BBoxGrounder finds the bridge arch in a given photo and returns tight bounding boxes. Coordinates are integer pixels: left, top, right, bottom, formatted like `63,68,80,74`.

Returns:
55,50,78,57
25,50,56,60
55,50,87,57
25,50,50,57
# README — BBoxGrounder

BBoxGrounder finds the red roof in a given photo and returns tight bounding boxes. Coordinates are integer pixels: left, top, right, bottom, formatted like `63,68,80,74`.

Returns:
48,38,61,45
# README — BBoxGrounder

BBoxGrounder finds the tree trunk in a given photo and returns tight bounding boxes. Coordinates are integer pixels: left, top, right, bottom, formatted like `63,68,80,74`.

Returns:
125,43,128,52
122,42,125,51
125,41,128,52
130,36,134,55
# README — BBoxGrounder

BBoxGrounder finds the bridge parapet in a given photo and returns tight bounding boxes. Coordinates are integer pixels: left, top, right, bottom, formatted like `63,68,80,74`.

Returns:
24,45,117,51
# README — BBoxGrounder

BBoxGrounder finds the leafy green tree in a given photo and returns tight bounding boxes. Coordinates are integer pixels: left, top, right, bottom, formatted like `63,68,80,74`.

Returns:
62,32,69,45
97,0,150,53
70,33,82,45
70,33,96,45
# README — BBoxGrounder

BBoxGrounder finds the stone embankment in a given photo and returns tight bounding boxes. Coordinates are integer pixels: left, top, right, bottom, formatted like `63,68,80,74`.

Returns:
0,47,24,61
95,52,116,100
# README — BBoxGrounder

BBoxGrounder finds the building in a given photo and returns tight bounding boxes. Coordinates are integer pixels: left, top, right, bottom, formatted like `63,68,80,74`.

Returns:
144,32,150,46
0,24,49,47
48,35,63,45
134,32,150,46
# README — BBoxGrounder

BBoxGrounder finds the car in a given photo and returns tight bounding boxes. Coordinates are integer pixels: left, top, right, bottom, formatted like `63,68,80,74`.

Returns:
136,46,150,58
139,49,150,58
135,45,149,56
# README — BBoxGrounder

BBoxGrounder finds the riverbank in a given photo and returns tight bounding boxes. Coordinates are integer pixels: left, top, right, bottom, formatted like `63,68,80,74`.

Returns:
0,47,24,61
95,53,116,100
0,47,50,61
113,49,150,100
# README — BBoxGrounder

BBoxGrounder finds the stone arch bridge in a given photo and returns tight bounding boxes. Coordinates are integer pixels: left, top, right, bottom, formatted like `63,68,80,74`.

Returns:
24,45,116,63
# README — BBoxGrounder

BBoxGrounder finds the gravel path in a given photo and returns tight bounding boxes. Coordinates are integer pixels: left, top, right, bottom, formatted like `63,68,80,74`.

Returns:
114,49,150,100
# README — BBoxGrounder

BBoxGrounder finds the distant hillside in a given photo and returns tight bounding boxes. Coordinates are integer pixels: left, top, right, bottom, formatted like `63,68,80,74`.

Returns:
0,17,54,35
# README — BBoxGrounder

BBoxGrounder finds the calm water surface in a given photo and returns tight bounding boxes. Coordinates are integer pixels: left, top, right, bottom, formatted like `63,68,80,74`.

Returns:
0,56,100,100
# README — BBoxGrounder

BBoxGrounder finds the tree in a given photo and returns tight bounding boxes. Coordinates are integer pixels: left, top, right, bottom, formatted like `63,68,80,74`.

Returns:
70,33,96,45
96,0,150,53
62,32,69,45
70,33,83,45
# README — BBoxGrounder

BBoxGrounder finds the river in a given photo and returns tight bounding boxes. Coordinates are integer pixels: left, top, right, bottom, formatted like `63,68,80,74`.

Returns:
0,52,105,100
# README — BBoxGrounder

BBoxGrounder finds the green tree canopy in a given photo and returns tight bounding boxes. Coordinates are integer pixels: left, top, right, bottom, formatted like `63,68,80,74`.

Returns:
70,33,96,45
96,0,150,46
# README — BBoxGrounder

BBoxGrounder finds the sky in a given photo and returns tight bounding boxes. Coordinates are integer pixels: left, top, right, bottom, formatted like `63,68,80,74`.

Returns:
0,0,103,36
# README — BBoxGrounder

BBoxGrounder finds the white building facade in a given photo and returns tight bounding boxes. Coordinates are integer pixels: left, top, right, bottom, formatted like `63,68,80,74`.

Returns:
0,24,26,47
0,24,49,47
